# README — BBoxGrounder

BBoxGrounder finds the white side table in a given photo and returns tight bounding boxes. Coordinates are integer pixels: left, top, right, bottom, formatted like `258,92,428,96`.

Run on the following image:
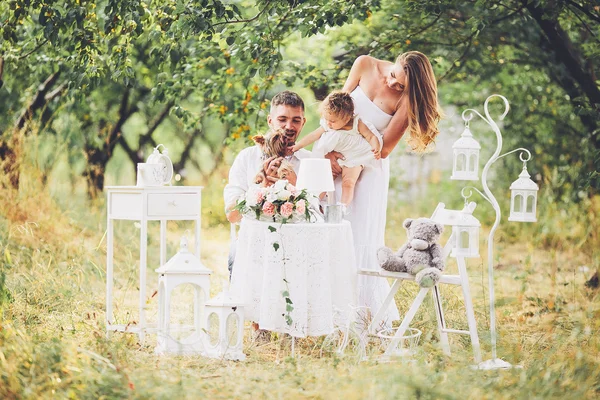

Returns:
105,185,203,340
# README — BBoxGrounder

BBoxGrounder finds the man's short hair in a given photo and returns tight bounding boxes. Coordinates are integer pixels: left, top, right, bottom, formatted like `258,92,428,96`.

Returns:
270,91,305,112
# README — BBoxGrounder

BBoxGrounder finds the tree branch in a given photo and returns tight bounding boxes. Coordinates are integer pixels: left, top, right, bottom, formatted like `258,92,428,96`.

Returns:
212,0,273,28
524,0,600,109
565,0,600,23
14,71,61,131
17,38,49,60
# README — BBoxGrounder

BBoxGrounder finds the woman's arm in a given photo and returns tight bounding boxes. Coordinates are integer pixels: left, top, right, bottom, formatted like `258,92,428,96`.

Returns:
357,119,381,159
342,55,371,92
291,127,325,152
381,96,409,158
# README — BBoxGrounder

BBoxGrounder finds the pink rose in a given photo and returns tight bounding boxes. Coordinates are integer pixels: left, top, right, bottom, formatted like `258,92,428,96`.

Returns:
255,190,264,204
288,184,299,196
280,202,294,218
262,201,275,216
295,199,306,215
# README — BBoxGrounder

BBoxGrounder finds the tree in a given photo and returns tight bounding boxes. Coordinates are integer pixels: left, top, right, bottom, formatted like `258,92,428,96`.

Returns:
0,0,377,195
292,0,599,197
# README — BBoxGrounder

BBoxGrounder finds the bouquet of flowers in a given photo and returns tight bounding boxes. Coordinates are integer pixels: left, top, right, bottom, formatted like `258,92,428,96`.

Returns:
234,180,316,223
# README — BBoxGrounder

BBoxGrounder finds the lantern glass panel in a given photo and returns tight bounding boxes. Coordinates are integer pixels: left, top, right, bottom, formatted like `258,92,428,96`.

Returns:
457,153,467,171
514,194,523,212
226,313,240,347
459,230,470,249
469,154,477,171
207,312,220,346
526,195,534,213
170,283,197,340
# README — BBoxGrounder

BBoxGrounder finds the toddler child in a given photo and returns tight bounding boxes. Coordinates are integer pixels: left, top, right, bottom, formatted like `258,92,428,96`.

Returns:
289,91,381,206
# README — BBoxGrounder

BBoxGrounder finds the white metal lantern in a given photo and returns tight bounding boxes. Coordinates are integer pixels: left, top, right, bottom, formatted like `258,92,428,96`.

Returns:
451,202,481,258
204,287,246,361
155,236,212,354
508,165,539,222
431,201,481,258
451,125,481,181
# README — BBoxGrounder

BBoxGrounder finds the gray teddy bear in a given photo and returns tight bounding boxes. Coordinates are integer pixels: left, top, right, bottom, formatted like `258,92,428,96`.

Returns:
377,218,445,288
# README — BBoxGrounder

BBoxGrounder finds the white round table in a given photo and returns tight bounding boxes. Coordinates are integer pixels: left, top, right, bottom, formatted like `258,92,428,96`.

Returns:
230,217,357,337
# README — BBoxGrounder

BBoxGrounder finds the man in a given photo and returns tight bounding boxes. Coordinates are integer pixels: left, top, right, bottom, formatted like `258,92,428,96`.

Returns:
223,91,311,342
224,91,312,224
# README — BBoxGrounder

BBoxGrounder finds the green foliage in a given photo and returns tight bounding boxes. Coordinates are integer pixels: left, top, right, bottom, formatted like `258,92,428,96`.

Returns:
283,0,599,196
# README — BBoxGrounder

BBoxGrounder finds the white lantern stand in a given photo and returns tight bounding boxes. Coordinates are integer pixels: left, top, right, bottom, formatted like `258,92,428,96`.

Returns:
155,236,212,355
450,200,481,259
451,119,481,181
453,95,538,370
204,286,246,361
508,158,539,222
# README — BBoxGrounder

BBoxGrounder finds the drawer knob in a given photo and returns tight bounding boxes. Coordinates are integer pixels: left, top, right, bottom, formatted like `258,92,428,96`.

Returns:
168,200,178,207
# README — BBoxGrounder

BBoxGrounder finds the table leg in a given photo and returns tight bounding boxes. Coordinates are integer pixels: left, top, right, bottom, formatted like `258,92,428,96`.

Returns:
160,220,167,267
139,218,148,343
195,218,201,258
106,218,114,337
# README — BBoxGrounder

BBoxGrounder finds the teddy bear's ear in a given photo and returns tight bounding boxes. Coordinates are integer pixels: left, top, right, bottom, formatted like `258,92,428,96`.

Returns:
434,222,443,235
403,218,413,229
253,135,266,146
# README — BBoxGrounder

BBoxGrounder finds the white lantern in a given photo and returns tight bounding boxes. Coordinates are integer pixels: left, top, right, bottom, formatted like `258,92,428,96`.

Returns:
451,202,481,258
508,166,539,222
451,126,481,181
155,236,212,354
204,287,246,361
431,202,481,258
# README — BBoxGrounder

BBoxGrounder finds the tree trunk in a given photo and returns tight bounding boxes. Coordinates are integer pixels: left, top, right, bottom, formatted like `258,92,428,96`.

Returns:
83,88,137,198
0,72,61,189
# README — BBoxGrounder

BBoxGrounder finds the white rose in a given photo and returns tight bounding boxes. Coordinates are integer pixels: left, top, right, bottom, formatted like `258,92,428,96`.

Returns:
277,189,291,201
273,179,288,192
245,186,260,207
266,192,278,203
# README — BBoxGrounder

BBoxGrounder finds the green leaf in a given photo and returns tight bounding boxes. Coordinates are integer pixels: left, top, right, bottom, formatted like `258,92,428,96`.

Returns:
281,290,289,297
285,297,293,304
268,225,277,232
286,304,294,312
273,242,279,251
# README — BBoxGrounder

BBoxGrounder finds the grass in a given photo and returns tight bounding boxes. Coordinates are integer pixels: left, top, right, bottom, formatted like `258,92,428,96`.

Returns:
1,165,600,399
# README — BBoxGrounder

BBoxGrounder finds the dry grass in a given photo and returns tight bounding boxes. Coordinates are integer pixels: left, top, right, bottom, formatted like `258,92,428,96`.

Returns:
1,167,599,399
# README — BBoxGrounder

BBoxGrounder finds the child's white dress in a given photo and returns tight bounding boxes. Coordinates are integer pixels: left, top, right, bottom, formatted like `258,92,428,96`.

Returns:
314,116,382,168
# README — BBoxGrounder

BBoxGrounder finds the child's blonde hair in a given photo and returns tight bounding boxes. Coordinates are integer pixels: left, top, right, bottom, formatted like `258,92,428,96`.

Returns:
320,91,354,121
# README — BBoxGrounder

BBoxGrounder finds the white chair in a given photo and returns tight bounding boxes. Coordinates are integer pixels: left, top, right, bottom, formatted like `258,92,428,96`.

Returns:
361,203,482,362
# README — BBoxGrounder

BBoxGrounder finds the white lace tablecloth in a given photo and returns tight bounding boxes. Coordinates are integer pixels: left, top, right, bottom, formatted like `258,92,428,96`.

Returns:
230,218,357,338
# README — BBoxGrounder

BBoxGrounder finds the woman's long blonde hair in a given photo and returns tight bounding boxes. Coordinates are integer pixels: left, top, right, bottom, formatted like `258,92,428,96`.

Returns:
397,51,441,152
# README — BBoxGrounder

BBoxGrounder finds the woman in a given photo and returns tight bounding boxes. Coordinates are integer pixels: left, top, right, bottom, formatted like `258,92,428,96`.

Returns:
327,51,441,327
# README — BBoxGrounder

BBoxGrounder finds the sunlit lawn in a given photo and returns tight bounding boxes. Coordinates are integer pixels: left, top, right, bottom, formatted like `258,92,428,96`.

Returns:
1,171,599,399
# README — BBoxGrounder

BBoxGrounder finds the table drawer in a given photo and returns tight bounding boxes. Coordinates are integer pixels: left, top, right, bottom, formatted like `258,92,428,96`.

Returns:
110,192,142,219
147,193,199,217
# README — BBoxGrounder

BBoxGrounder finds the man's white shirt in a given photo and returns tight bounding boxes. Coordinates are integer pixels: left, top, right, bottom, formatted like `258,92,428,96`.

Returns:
223,146,312,210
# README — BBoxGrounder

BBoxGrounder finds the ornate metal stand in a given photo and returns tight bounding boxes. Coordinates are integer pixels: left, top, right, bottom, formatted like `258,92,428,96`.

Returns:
459,95,532,370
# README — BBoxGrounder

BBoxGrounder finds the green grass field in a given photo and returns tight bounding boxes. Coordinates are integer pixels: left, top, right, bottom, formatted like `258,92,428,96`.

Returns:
1,168,599,399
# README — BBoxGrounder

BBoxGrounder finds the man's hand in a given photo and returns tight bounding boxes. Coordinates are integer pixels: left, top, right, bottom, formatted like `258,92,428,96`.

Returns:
324,151,344,178
263,156,284,179
226,202,242,223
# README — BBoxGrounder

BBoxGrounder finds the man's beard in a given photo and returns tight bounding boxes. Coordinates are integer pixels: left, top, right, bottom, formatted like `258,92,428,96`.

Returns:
282,129,297,146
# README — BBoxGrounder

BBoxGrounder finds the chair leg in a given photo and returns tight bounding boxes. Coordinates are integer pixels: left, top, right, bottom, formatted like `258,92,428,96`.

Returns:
432,285,451,356
457,257,482,363
384,287,429,356
369,279,402,335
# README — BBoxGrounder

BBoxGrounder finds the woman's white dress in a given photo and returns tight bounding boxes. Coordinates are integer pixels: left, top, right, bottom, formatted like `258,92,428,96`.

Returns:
320,85,401,327
314,116,382,168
